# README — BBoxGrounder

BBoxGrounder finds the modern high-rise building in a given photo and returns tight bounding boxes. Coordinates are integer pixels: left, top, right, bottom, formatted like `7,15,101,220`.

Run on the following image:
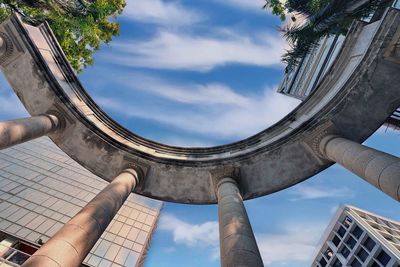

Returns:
0,137,162,267
277,0,400,130
312,205,400,267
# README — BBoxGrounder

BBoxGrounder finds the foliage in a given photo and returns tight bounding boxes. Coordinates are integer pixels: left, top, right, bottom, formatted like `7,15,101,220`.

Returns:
263,0,390,70
0,0,126,72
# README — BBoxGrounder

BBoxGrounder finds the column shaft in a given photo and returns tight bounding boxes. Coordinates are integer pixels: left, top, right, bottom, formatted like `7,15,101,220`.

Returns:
22,169,139,267
217,178,263,267
320,135,400,201
0,114,61,150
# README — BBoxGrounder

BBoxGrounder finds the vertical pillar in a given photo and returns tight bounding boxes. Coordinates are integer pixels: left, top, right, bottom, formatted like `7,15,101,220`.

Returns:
0,114,61,150
213,168,263,267
22,168,141,267
320,135,400,201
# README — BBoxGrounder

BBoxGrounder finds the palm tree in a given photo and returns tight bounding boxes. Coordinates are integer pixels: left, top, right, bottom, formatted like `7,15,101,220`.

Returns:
265,0,392,70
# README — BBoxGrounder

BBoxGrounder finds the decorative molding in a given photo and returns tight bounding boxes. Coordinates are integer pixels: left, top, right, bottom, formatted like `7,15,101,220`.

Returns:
122,160,150,184
210,166,241,192
0,31,14,65
0,20,24,68
302,121,338,161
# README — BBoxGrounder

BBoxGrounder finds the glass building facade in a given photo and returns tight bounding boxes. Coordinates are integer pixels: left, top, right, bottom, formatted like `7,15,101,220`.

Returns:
312,206,400,267
0,137,162,267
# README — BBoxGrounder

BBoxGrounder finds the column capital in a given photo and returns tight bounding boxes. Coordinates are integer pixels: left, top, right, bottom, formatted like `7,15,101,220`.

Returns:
303,121,339,160
121,162,150,185
0,32,13,64
210,166,240,191
319,134,342,158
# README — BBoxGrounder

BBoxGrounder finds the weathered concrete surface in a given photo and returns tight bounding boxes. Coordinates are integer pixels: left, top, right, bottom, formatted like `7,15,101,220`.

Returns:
22,168,139,267
215,175,263,267
0,9,399,203
320,135,400,201
0,114,61,150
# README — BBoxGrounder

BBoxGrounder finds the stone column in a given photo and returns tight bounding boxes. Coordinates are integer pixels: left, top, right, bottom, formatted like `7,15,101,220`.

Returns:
22,168,141,267
320,135,400,201
0,114,62,150
213,169,264,267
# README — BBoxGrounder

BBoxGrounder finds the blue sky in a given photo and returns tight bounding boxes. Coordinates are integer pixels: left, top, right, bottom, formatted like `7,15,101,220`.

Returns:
0,0,400,266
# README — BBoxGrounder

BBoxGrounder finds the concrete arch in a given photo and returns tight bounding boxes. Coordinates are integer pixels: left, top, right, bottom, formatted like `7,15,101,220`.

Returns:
0,9,399,203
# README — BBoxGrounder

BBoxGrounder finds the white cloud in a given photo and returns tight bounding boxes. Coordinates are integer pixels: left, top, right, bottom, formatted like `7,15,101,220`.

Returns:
214,0,266,10
122,0,204,26
95,78,300,142
159,213,325,266
116,74,250,107
107,29,287,71
289,184,354,201
257,222,325,266
159,213,219,248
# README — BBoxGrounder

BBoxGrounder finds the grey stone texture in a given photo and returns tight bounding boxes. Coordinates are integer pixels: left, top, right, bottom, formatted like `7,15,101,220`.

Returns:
0,115,60,150
22,169,139,267
320,135,400,201
216,178,263,267
0,9,398,204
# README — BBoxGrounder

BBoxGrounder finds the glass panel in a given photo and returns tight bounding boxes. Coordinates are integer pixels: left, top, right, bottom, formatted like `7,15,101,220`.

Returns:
343,216,352,228
332,235,341,246
352,225,363,239
332,258,342,267
377,250,391,266
346,236,357,249
363,236,376,252
357,247,368,262
338,226,346,237
340,246,350,258
351,259,362,267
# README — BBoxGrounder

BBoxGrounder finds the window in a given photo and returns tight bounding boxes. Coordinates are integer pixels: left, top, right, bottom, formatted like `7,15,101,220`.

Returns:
324,248,333,259
338,226,346,237
363,237,376,252
351,259,362,267
376,250,391,266
346,236,357,249
332,235,341,246
332,258,342,267
370,261,380,267
352,225,363,239
357,248,368,262
319,258,327,267
340,246,350,258
343,216,352,228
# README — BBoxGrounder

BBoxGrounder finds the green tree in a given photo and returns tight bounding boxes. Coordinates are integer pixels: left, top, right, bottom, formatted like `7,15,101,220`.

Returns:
0,0,126,72
264,0,389,70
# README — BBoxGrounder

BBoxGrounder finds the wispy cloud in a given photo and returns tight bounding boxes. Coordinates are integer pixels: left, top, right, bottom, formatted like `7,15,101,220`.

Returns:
122,0,204,26
94,77,300,143
257,222,325,266
288,184,354,201
106,28,286,72
213,0,266,11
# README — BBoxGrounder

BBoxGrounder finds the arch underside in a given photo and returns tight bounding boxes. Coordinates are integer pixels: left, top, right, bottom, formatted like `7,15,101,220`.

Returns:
1,9,399,204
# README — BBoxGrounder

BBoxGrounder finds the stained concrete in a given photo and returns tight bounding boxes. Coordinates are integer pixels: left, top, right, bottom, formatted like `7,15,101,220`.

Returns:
0,9,399,203
0,114,61,150
320,135,400,201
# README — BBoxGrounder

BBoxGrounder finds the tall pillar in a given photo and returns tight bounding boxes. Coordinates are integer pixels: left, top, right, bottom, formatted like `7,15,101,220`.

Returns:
320,135,400,201
22,168,141,267
213,169,263,267
0,114,61,150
